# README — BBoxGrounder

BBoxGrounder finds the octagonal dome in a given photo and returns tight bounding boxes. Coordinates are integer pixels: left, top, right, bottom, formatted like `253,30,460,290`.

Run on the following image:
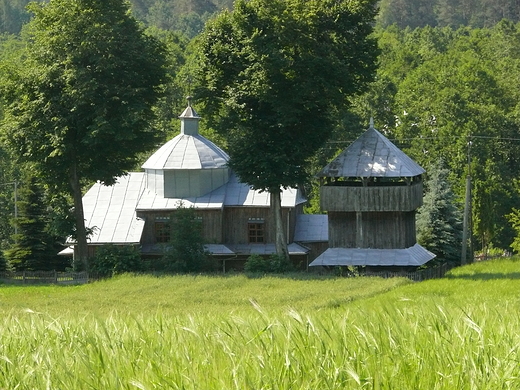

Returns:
142,101,230,198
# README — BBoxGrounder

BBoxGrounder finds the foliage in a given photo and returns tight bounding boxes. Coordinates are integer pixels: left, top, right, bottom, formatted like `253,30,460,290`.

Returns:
0,0,167,268
244,253,295,273
90,245,144,277
146,28,190,139
506,208,520,254
4,176,68,271
417,161,463,266
0,0,31,35
195,0,378,193
193,0,378,258
161,203,209,272
377,0,520,29
0,249,7,272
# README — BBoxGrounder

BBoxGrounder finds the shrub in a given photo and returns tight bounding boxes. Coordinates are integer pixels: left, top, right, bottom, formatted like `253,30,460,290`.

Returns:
244,253,295,273
161,203,210,273
90,245,144,277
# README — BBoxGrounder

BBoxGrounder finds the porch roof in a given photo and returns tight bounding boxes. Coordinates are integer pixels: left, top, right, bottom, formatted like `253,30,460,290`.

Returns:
309,244,435,267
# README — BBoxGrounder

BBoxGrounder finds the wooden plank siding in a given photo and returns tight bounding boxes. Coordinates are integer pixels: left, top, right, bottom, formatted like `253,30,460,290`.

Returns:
138,205,302,247
222,206,300,245
223,207,271,244
137,209,223,245
328,211,417,249
320,182,423,212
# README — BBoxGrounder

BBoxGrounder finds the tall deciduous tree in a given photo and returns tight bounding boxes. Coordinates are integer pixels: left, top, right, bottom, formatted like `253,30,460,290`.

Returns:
0,0,167,269
193,0,378,259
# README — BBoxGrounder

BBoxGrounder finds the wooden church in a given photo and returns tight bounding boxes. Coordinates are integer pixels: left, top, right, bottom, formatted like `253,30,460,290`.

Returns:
64,100,309,269
309,119,435,269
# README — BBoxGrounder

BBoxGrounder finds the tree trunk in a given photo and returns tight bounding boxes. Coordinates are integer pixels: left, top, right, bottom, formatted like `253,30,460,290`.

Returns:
270,190,289,261
70,164,89,270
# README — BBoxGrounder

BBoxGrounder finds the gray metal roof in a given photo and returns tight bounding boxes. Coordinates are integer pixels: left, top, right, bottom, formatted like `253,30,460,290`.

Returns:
318,124,425,178
294,214,328,242
80,172,147,244
308,244,435,267
136,172,305,211
179,104,200,119
141,134,229,170
227,243,309,256
81,172,305,245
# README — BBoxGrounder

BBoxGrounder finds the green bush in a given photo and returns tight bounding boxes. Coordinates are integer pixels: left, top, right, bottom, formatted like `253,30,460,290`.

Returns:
90,245,144,277
244,253,295,273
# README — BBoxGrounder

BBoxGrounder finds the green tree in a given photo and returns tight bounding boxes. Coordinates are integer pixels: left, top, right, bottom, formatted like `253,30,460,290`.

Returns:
0,249,7,272
193,0,378,259
4,177,64,271
417,161,463,267
0,0,31,35
162,203,208,273
0,0,167,269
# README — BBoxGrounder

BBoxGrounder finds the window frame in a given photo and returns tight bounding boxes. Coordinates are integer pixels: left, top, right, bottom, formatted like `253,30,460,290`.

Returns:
248,218,265,243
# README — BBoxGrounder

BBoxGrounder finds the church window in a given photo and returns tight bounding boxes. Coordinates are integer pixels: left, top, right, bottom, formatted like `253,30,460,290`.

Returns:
155,217,170,243
248,218,264,243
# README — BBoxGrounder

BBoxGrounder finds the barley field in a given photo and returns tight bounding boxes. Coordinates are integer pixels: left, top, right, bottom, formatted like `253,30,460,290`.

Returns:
0,259,519,389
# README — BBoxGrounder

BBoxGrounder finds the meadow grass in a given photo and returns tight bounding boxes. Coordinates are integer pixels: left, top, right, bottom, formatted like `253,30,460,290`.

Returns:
0,260,519,389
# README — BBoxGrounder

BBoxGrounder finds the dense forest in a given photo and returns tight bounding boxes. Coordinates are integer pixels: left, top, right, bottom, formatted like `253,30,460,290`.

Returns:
1,0,520,270
4,0,520,36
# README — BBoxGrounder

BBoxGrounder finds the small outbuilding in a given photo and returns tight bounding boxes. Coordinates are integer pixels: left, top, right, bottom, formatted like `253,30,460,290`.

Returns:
309,119,435,269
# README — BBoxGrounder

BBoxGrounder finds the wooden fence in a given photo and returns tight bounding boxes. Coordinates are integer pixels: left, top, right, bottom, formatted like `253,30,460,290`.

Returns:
0,271,90,285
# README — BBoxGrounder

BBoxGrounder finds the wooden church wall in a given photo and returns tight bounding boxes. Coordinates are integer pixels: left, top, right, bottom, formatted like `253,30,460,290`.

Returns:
321,182,423,212
222,206,300,245
328,211,417,249
223,207,272,244
137,210,223,245
138,204,302,246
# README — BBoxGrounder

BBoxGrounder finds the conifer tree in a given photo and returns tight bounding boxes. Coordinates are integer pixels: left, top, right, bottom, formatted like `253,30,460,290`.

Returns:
417,161,463,266
4,177,60,271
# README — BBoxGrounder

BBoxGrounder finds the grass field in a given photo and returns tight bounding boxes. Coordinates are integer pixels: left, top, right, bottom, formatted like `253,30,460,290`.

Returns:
0,259,519,389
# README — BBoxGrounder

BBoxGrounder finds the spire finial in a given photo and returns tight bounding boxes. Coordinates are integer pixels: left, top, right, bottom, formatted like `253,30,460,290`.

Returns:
369,117,374,128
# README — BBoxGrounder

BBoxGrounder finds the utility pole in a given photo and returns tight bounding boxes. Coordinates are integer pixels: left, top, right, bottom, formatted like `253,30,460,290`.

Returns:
461,136,472,265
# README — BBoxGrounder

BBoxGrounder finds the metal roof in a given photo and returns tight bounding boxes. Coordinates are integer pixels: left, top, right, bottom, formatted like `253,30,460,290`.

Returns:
80,172,147,244
81,172,305,245
308,244,435,267
318,124,425,178
141,134,229,170
135,172,305,211
179,104,200,119
227,243,309,256
294,214,329,242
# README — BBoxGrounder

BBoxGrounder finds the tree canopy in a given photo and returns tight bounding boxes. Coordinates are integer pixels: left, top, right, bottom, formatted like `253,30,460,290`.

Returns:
193,0,379,257
0,0,167,268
